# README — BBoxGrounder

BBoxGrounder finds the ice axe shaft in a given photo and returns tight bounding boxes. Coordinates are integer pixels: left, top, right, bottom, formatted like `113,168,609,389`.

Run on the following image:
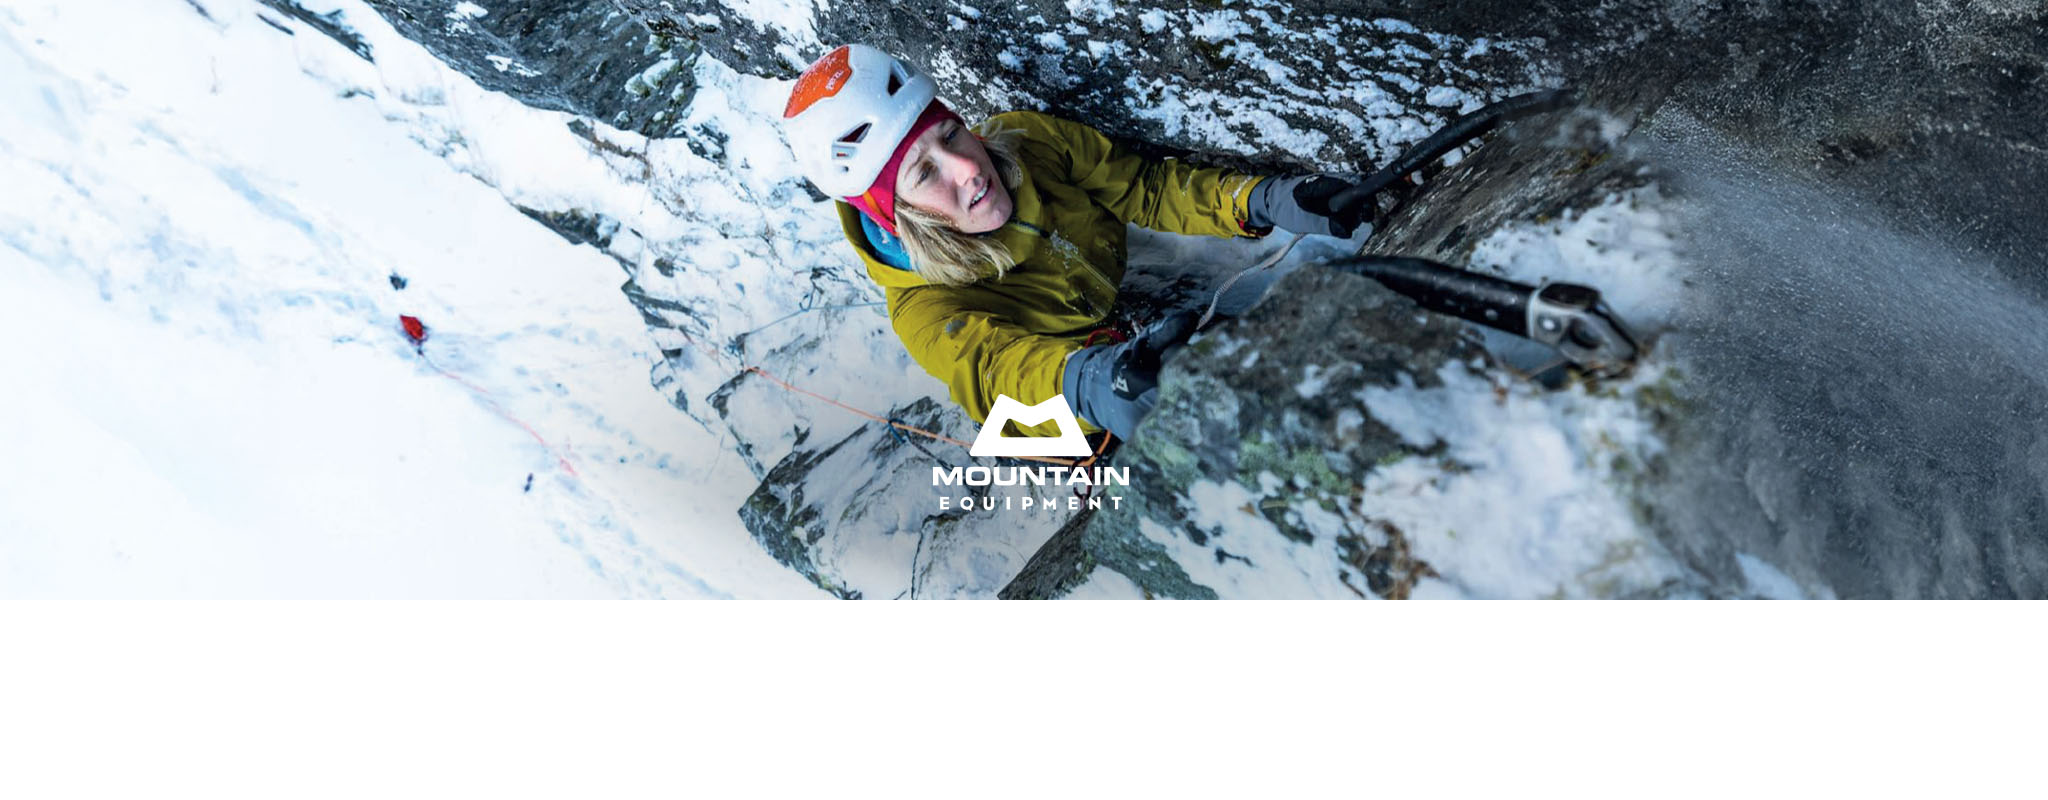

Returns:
1323,255,1641,376
1328,88,1576,212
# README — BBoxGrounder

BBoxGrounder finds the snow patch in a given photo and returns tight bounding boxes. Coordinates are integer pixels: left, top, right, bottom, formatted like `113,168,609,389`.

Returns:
1424,85,1472,108
1189,11,1252,42
1295,364,1331,398
1470,188,1686,329
1060,566,1145,599
1064,0,1116,24
716,0,825,53
1354,364,1685,598
1155,480,1361,599
1737,553,1808,599
1137,10,1169,35
483,54,540,77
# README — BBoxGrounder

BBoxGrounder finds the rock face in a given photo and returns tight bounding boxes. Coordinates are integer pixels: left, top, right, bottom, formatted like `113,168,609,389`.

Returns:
1074,268,1474,599
1565,4,2048,599
359,0,698,136
617,0,1545,174
619,0,2048,277
1577,1,2048,279
735,397,1014,600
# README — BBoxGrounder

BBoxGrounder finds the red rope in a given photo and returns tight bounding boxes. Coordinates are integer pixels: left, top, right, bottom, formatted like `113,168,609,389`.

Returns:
1080,326,1128,348
419,352,580,478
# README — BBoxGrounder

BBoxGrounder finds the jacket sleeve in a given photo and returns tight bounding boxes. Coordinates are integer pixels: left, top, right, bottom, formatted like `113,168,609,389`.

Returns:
1006,111,1267,238
889,287,1101,437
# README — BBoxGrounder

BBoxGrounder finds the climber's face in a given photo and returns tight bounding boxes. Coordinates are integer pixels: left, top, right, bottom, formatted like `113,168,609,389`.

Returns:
893,118,1012,234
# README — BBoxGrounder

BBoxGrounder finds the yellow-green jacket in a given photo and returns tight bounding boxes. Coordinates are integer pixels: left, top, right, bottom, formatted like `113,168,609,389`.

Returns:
837,110,1265,435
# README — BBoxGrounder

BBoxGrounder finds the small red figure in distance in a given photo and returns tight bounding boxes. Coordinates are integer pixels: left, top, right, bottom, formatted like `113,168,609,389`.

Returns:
400,314,428,352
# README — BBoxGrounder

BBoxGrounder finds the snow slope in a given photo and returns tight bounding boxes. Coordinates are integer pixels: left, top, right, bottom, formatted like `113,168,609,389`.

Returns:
0,0,822,597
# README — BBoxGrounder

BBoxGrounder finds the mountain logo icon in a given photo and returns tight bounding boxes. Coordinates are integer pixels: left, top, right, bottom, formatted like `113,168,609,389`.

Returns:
969,395,1093,458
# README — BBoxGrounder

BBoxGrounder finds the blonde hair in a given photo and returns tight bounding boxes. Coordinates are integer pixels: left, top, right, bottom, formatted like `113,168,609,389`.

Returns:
894,124,1026,287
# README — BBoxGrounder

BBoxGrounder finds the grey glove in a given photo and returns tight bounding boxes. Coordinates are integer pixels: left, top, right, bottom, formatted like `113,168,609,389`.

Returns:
1247,174,1376,238
1060,312,1201,441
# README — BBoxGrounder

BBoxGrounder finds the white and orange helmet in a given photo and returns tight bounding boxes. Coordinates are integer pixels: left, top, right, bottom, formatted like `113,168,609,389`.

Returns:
782,44,939,198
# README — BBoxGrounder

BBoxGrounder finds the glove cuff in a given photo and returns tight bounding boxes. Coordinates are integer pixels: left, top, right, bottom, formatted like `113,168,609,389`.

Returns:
1061,344,1112,433
1245,175,1280,230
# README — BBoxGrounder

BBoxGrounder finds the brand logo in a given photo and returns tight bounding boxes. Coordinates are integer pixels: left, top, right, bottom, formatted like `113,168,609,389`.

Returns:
932,394,1130,512
783,45,854,119
969,395,1093,458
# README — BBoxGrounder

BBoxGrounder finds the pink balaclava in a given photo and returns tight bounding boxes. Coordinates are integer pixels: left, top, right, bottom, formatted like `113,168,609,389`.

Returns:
845,101,962,237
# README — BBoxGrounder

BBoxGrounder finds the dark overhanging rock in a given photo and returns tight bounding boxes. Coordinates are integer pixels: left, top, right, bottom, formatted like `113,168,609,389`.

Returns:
1591,4,2048,284
998,508,1099,600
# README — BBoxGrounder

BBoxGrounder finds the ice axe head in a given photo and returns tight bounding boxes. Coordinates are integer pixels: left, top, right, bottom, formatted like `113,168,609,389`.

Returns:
1525,282,1640,377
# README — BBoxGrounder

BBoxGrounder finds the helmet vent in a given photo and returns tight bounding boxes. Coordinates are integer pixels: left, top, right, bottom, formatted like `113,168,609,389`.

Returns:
838,123,871,144
886,68,904,95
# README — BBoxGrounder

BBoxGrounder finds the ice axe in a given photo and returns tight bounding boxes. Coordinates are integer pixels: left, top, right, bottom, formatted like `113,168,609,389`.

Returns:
1327,88,1577,214
1323,255,1641,377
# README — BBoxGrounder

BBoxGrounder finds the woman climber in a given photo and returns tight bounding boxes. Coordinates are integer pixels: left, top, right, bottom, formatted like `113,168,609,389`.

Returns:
780,44,1379,441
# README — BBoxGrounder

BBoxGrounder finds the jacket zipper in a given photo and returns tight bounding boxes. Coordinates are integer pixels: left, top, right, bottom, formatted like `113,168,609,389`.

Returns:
1010,220,1118,317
